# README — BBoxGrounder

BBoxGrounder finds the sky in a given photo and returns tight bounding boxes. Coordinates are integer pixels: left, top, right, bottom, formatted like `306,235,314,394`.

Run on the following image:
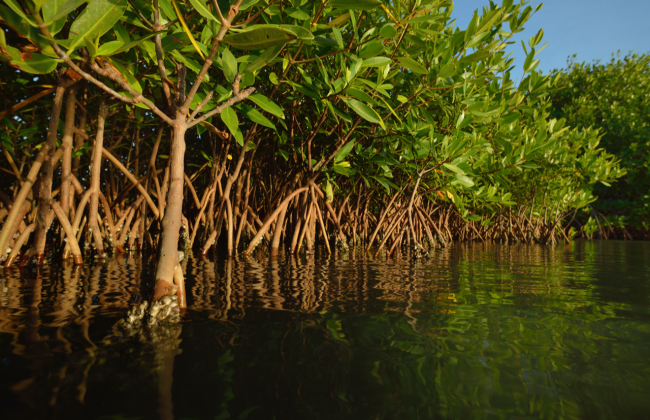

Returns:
451,0,650,75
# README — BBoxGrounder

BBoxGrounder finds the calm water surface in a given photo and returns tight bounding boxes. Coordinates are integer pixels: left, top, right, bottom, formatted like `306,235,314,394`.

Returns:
1,241,650,420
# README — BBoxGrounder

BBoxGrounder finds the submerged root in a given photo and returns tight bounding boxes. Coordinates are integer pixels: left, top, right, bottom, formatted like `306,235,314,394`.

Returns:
107,296,182,351
412,242,428,259
116,294,182,337
336,236,349,252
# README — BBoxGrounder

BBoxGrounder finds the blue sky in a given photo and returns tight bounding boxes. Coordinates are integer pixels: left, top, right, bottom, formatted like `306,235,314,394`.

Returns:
451,0,650,75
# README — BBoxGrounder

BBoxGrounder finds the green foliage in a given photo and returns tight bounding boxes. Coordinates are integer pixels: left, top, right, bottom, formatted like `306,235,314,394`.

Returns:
550,53,650,232
0,0,625,232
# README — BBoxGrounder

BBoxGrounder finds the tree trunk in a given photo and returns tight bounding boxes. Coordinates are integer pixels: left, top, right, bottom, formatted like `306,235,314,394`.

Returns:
0,144,52,258
270,203,288,257
30,76,74,262
88,100,108,255
153,120,187,297
72,86,86,178
60,86,78,219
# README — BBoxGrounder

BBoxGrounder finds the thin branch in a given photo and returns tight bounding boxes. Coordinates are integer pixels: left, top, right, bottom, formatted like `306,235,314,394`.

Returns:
189,84,216,120
211,0,226,24
153,0,174,108
187,86,255,128
181,0,246,115
101,147,161,219
0,87,56,120
127,0,154,28
91,61,174,125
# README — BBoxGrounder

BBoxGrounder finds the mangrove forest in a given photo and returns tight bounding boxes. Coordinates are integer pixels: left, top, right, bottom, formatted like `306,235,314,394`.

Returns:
0,0,633,310
3,0,650,419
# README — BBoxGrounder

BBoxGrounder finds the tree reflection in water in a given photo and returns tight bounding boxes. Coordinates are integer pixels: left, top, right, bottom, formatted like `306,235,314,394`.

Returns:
1,241,650,419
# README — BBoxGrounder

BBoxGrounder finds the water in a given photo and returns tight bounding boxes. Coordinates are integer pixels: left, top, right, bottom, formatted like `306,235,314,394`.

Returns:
1,241,650,420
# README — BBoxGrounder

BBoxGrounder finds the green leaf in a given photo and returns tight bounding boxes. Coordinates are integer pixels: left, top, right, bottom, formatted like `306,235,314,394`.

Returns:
171,0,205,59
32,0,49,12
188,0,217,21
519,163,541,169
372,176,399,193
334,139,355,163
68,0,127,51
278,25,313,40
42,0,70,35
457,113,474,129
317,57,331,85
345,98,384,129
497,112,520,125
113,22,130,44
443,163,465,175
326,100,352,122
359,41,383,59
291,80,320,99
332,27,344,49
201,150,212,162
333,163,350,176
200,25,213,44
108,58,142,93
121,10,149,29
475,9,502,35
455,174,475,187
277,149,289,160
240,0,259,10
397,56,427,74
525,58,540,73
345,87,377,107
241,105,275,130
96,40,123,56
244,44,284,74
406,14,441,24
466,31,490,49
44,0,87,23
84,36,98,57
109,31,165,55
286,7,309,20
233,128,244,146
379,24,397,39
330,0,382,10
361,56,391,68
240,69,255,87
523,49,535,71
248,94,284,119
10,53,59,74
0,5,37,41
223,27,296,50
327,13,351,28
438,63,456,78
242,24,313,40
529,28,544,48
157,0,176,22
325,181,334,202
170,50,203,74
458,50,492,63
222,48,238,83
220,107,239,137
3,0,37,26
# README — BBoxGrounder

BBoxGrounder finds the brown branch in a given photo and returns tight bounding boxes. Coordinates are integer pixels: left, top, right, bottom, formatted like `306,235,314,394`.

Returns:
243,187,309,255
181,0,246,115
101,147,161,219
90,61,174,125
187,83,255,128
0,144,51,255
0,87,56,120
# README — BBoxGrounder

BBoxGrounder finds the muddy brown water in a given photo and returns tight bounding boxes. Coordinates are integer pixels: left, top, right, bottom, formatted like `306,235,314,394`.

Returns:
1,241,650,419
